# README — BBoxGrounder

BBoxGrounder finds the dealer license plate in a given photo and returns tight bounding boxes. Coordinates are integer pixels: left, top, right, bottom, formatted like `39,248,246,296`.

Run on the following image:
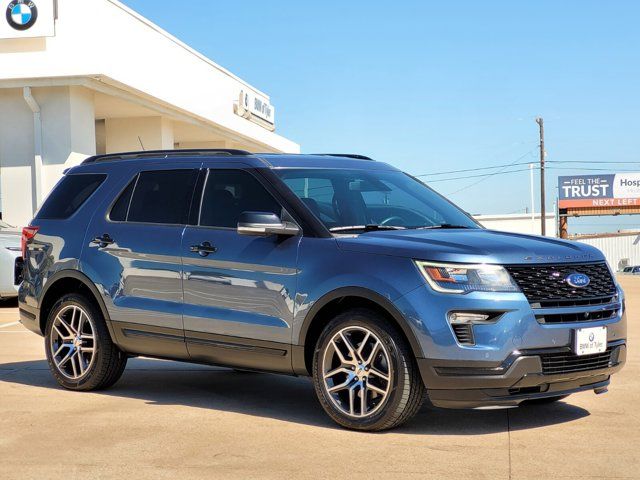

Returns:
574,326,607,356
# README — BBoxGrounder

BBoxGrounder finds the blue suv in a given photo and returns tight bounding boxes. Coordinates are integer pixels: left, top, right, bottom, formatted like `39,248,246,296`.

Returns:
18,150,626,431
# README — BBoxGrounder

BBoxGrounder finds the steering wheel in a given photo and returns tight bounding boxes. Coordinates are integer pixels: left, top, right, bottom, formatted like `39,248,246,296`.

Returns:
380,215,406,226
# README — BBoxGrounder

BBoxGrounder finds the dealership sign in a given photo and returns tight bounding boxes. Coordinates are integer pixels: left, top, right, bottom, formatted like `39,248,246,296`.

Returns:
558,174,640,208
235,90,276,130
0,0,54,39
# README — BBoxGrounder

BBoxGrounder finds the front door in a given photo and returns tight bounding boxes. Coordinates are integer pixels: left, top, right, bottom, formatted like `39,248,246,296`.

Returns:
181,168,300,373
82,164,200,359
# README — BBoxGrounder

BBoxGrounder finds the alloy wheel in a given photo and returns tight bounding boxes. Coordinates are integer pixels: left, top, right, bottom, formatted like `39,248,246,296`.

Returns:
49,305,97,380
321,326,392,418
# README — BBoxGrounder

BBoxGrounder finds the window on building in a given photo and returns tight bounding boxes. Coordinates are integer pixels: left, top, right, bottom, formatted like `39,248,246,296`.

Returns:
199,170,282,228
36,174,106,220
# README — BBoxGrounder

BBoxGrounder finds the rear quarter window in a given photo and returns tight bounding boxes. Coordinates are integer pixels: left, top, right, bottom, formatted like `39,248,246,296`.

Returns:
36,174,106,220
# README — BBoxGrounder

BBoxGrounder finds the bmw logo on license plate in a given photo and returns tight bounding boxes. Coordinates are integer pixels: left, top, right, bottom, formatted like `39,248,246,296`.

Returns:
6,1,38,31
566,272,590,288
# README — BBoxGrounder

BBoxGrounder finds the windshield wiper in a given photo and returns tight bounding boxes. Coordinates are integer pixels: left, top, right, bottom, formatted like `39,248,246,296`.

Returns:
329,224,407,233
416,224,474,230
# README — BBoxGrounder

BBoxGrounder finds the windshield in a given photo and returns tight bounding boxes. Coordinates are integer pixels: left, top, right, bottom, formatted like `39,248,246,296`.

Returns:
276,169,480,231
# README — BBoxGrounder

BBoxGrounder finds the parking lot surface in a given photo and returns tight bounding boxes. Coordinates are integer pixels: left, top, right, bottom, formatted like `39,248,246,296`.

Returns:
1,277,638,480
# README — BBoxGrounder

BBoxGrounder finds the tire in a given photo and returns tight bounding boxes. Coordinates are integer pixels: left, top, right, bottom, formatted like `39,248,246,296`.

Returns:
312,308,425,431
44,293,127,391
523,395,569,405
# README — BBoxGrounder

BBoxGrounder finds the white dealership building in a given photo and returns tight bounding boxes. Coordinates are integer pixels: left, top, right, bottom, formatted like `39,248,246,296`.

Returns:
0,0,299,227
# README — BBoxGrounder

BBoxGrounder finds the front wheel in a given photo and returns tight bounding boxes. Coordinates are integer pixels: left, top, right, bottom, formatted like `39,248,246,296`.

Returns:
312,308,425,431
45,294,127,391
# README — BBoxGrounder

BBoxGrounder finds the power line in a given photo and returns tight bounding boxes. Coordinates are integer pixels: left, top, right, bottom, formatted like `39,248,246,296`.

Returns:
417,158,640,179
427,167,537,184
547,167,640,172
548,160,640,165
416,160,536,177
444,151,537,195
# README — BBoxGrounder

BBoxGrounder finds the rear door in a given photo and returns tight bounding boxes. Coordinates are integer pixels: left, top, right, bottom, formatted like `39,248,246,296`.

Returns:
82,162,201,359
181,167,301,373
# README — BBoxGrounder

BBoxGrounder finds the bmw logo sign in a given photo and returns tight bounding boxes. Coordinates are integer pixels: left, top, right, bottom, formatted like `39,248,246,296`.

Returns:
6,1,38,31
566,272,591,288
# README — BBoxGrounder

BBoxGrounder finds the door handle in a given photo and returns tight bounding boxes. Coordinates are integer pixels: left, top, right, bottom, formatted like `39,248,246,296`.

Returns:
190,241,217,257
92,234,115,248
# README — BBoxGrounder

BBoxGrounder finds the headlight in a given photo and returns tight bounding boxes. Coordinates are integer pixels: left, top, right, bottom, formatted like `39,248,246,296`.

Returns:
5,246,21,252
415,261,520,294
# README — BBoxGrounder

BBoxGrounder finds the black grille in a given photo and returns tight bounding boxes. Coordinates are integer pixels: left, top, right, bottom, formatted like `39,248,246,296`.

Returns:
536,308,618,324
451,324,475,345
540,348,613,375
535,296,616,309
506,263,616,305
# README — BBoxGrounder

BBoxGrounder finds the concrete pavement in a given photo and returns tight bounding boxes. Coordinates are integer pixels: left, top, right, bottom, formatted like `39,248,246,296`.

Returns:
1,278,638,480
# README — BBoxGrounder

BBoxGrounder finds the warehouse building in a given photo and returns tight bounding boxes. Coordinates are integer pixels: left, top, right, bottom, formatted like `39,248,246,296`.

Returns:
474,213,557,237
0,0,299,227
573,231,640,271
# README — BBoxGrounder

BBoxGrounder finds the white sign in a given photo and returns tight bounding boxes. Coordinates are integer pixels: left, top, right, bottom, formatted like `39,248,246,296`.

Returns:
235,90,276,128
574,326,607,356
0,0,55,39
613,172,640,199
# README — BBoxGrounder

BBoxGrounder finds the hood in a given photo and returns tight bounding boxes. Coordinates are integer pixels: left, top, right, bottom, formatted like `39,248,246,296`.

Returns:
336,229,605,265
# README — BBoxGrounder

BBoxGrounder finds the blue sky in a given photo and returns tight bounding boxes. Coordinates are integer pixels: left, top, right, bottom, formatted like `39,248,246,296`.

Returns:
125,0,640,233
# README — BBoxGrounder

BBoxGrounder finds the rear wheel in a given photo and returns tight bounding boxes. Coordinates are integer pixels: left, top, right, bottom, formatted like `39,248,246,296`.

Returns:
45,294,127,391
312,308,425,431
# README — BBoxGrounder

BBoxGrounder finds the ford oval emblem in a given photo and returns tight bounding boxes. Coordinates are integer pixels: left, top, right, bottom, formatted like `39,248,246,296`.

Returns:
566,272,590,288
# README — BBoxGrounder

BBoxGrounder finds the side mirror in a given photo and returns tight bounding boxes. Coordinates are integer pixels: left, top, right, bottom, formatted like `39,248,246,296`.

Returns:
237,211,300,237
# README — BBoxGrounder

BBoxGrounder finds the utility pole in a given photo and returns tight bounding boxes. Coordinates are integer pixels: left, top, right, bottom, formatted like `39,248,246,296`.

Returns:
536,117,546,236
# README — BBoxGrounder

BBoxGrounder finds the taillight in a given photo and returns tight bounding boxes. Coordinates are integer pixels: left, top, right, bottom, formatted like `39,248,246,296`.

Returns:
21,226,39,258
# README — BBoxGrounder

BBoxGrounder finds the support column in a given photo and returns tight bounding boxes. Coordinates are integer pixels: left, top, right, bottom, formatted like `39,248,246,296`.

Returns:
559,212,568,239
0,86,96,226
0,88,35,226
40,86,97,196
105,116,174,153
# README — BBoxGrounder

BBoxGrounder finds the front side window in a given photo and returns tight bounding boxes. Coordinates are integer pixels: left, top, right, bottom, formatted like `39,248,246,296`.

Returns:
114,169,198,225
276,169,479,232
199,170,282,228
37,173,106,220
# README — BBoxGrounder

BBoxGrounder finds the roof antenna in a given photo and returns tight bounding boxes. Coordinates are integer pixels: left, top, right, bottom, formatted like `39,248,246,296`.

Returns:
138,136,145,151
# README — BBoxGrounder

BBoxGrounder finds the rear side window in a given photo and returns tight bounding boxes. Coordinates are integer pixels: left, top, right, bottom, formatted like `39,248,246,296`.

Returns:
37,174,106,220
124,169,198,225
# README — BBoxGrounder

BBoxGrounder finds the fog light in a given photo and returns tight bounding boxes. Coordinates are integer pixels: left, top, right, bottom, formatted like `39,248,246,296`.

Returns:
448,312,492,324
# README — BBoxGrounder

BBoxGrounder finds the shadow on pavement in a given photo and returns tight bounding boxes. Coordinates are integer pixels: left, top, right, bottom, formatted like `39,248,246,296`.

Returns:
0,358,590,434
0,298,18,308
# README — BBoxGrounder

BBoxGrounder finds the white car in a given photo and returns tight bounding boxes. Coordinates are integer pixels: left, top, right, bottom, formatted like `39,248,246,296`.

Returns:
619,266,640,275
0,220,22,301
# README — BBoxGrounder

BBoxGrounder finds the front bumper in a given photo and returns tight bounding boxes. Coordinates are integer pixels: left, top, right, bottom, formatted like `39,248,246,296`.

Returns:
418,340,626,408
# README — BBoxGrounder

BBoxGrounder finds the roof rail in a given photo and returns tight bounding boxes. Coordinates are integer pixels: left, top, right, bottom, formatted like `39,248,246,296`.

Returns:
314,153,374,161
82,149,253,164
